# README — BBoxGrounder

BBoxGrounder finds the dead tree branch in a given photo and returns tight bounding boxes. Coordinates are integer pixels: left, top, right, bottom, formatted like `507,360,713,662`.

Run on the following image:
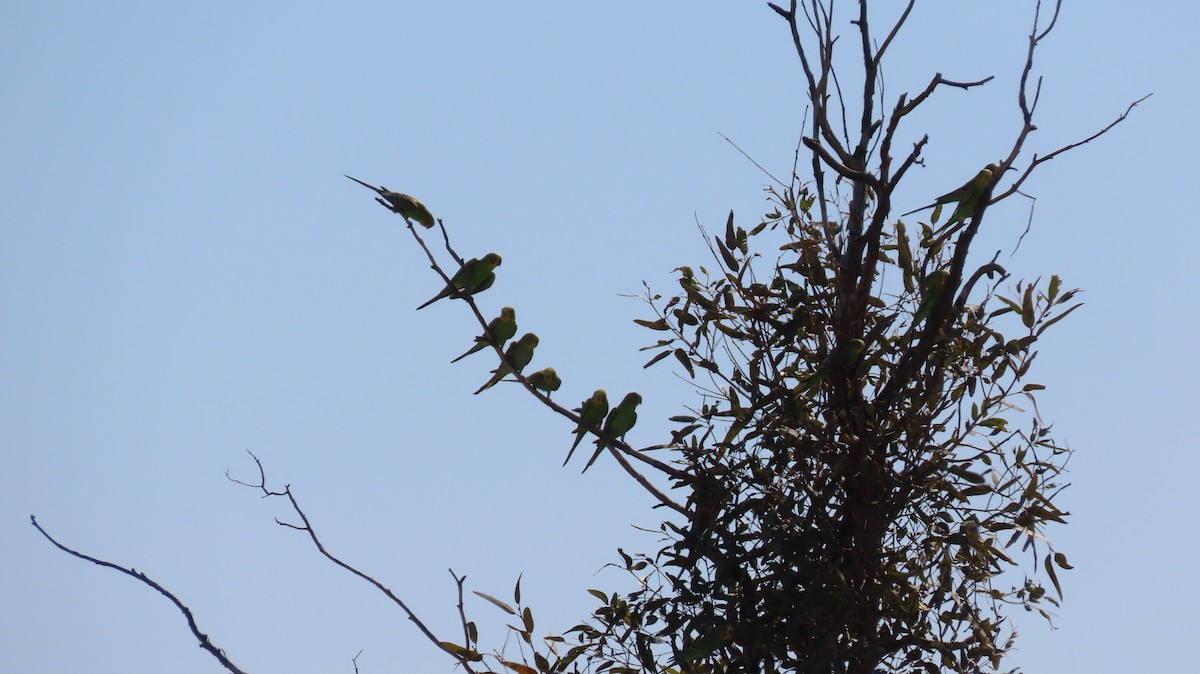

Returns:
30,516,250,674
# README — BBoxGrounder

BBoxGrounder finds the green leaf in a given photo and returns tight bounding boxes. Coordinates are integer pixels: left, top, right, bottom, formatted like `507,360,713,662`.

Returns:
1021,284,1036,328
1054,551,1073,569
1023,472,1040,502
501,661,538,674
634,318,670,331
440,641,482,661
473,590,516,615
523,606,535,633
674,348,696,378
1044,553,1063,599
644,350,673,369
673,309,699,326
714,321,749,340
717,238,739,272
588,589,609,603
1036,302,1082,336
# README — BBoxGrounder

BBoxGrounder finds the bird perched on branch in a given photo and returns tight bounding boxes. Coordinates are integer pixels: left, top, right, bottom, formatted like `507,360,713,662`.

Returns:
416,253,502,310
451,307,517,363
584,392,642,471
565,389,608,467
526,367,562,396
474,333,539,394
902,162,1004,227
914,269,951,326
344,175,436,228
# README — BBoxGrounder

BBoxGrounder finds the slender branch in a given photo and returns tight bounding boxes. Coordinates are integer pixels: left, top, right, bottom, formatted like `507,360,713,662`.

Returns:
772,0,852,164
719,132,787,188
1036,0,1064,43
993,94,1151,203
605,446,688,516
30,516,250,674
229,453,481,674
853,0,876,164
872,0,916,68
802,137,882,190
451,570,473,651
955,257,1008,313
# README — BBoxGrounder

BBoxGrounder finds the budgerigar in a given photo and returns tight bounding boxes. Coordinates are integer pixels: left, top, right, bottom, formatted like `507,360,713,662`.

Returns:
417,253,502,310
526,367,561,396
583,392,642,471
451,307,517,363
565,389,608,467
473,333,539,394
344,175,436,228
902,163,1004,226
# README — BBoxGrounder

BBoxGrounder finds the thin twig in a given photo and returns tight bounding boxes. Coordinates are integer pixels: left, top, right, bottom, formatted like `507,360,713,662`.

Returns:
30,516,250,674
719,132,787,188
994,94,1152,202
229,453,480,674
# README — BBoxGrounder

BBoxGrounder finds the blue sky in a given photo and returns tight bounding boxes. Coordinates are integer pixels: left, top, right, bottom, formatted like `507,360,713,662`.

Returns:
2,2,1194,672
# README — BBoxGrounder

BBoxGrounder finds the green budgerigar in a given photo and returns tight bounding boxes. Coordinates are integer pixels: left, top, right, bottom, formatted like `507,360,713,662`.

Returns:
417,253,502,310
526,367,562,396
344,175,436,228
913,269,951,326
474,333,539,394
902,163,1003,226
451,307,517,363
564,389,608,467
584,392,642,471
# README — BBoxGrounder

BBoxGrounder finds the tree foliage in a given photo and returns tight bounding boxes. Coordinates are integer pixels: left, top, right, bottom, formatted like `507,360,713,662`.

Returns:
34,2,1145,674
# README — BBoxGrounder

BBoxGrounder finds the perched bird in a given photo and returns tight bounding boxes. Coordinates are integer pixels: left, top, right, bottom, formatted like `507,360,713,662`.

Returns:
450,307,517,363
526,367,562,396
565,389,608,467
416,253,502,310
344,175,436,228
847,338,865,364
913,269,951,326
474,333,539,394
584,392,642,471
902,163,1003,226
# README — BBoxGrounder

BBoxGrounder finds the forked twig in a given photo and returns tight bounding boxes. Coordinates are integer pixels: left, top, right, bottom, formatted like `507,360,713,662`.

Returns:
228,452,481,674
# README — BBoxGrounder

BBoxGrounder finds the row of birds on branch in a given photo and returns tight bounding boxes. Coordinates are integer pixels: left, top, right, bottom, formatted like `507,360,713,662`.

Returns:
346,175,642,471
344,162,1001,468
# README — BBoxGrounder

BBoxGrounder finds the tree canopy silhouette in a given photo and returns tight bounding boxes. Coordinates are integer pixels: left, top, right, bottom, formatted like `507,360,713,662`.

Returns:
34,2,1146,673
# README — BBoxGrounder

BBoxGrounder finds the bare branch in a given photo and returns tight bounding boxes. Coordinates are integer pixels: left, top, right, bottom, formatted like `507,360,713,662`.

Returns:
227,455,480,674
1036,0,1065,43
802,137,882,190
719,132,787,188
955,256,1008,312
30,516,251,674
872,0,916,68
994,94,1152,203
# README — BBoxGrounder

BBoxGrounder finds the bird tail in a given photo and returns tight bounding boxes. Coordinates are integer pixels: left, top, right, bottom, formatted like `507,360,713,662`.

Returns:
563,432,586,467
450,341,487,364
